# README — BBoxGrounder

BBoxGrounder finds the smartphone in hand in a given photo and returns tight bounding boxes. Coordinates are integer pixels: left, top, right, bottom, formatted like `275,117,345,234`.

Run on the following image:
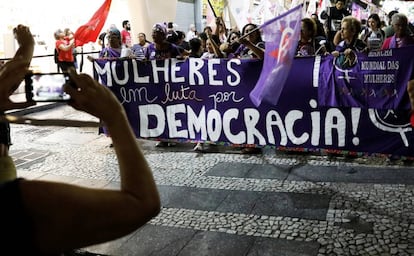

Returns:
25,72,72,102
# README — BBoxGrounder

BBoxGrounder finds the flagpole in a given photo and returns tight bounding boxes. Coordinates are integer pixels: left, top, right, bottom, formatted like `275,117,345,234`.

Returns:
207,0,218,18
226,24,262,47
234,27,261,43
80,47,84,72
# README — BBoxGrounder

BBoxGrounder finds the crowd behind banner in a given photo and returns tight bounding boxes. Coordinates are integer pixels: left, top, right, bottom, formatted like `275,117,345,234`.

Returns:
57,0,414,71
85,0,414,156
93,45,414,158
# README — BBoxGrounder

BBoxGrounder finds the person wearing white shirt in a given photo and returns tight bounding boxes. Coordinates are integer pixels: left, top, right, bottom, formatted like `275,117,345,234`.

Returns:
186,24,197,42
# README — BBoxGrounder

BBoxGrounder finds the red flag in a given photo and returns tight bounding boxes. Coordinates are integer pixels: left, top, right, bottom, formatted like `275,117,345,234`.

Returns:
74,0,112,47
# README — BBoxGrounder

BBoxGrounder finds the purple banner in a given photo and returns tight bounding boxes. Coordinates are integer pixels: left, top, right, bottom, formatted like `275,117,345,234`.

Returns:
318,46,414,110
93,53,414,157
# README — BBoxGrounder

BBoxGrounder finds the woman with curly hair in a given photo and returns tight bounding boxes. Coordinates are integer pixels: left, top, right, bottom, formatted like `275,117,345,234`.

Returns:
331,16,367,68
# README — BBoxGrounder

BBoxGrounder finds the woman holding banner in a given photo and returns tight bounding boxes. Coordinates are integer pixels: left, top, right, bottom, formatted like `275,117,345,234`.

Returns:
331,16,366,68
193,34,224,152
87,28,126,147
231,23,265,154
146,23,182,147
145,23,181,61
88,28,124,61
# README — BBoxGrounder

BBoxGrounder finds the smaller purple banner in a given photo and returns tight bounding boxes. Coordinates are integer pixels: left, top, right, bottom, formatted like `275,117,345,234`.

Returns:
318,46,414,110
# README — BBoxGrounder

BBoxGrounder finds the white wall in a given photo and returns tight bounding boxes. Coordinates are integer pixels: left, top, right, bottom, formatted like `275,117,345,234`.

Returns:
175,0,196,33
127,0,177,43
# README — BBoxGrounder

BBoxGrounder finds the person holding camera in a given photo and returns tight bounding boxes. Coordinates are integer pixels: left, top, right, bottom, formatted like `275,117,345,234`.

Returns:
0,24,160,255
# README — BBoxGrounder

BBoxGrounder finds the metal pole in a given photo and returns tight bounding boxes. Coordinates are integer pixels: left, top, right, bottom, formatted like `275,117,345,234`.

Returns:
207,0,218,18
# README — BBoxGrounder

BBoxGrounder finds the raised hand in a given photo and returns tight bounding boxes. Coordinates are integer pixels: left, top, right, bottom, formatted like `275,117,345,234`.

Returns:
64,68,124,123
0,25,37,112
13,24,34,65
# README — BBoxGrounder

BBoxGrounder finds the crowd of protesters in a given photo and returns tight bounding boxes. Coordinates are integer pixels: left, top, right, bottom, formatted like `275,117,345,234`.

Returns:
89,3,414,74
95,4,414,61
88,2,414,80
89,2,414,153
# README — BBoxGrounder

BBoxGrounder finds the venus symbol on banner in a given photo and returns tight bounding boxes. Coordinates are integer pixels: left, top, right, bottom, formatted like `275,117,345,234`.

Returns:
333,58,357,84
368,109,412,147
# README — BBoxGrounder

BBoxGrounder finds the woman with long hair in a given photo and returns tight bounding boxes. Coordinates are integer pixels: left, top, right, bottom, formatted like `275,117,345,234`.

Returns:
360,13,385,52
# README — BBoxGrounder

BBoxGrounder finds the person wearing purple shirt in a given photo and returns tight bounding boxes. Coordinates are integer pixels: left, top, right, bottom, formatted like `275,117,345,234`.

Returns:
87,28,125,147
381,13,414,50
145,23,181,61
87,28,123,61
145,23,182,148
131,33,150,60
